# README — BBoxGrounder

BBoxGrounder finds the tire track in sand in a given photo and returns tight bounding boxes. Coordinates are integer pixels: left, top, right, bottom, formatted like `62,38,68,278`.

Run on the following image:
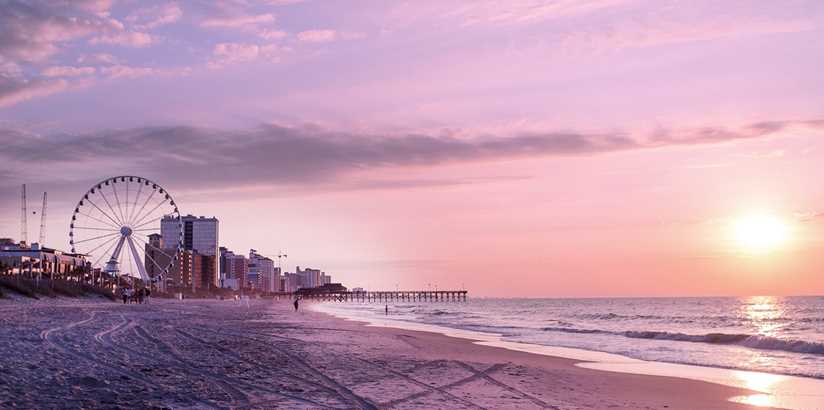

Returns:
196,328,378,410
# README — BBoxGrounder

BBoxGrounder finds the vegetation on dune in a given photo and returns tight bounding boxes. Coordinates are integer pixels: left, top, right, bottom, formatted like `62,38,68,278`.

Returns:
0,277,41,299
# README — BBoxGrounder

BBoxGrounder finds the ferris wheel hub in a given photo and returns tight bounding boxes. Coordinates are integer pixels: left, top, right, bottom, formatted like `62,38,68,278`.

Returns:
120,226,132,236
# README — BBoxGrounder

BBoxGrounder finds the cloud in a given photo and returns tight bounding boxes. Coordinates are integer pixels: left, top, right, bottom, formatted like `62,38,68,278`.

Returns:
386,0,627,29
2,119,821,194
258,29,288,40
41,66,96,77
0,0,121,62
0,124,634,192
0,76,68,108
263,0,307,5
90,31,154,47
209,43,281,68
296,30,338,43
794,211,824,222
1,57,70,107
647,120,818,147
99,65,191,79
560,16,814,53
76,53,120,65
201,13,275,28
126,3,183,30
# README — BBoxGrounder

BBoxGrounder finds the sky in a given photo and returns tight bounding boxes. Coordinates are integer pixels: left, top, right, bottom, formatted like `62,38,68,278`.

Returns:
1,0,823,297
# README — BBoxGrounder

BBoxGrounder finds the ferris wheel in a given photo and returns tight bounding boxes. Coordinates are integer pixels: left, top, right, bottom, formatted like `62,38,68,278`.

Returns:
69,176,182,283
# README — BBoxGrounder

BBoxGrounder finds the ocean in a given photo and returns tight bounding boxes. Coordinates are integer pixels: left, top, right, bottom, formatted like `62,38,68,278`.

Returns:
315,296,824,380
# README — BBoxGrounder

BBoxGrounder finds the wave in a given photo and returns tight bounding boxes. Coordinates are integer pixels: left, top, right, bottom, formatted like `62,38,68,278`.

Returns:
539,327,824,355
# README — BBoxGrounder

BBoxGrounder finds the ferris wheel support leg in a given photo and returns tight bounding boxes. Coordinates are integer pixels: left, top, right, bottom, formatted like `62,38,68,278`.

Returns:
105,235,127,275
126,237,149,283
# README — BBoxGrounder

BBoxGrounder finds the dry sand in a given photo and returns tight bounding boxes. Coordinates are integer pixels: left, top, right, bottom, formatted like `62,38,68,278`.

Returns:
0,297,763,409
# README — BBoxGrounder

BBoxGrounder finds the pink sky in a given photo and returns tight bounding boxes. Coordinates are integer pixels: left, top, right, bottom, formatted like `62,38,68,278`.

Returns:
1,0,823,296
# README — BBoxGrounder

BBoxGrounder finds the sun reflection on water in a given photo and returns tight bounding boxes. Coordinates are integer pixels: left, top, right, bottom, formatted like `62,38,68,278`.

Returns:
730,369,786,407
741,296,784,337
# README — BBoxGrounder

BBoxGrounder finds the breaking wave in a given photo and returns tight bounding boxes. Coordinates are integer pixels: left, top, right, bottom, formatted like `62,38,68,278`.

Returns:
540,327,824,355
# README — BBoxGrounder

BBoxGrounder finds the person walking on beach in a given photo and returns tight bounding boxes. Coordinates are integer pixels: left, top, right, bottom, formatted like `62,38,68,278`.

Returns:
121,287,128,304
293,298,299,312
385,304,389,316
137,288,145,304
144,287,151,304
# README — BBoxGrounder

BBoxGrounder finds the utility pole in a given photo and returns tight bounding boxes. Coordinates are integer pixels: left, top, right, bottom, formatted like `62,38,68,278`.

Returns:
38,192,47,245
20,184,27,245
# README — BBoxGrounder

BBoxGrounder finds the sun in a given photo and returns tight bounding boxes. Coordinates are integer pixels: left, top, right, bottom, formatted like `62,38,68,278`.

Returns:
732,213,791,254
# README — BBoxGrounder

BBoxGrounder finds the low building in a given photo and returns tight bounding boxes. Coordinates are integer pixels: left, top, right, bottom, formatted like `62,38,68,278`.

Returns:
0,241,88,277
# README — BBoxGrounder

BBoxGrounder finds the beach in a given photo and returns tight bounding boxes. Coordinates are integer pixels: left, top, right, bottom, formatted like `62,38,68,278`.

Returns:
0,297,763,409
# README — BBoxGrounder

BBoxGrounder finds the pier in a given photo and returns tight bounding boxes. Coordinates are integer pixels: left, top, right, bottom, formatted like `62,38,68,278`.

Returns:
295,290,468,302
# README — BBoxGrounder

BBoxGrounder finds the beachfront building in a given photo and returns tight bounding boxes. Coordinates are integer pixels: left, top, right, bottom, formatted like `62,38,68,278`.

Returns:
0,240,88,278
248,249,277,292
146,234,214,292
296,266,322,289
321,273,331,286
283,272,302,293
162,215,219,288
220,247,249,289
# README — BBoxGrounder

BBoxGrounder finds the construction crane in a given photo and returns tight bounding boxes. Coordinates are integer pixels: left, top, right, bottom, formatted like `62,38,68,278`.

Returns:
38,192,47,246
20,184,27,245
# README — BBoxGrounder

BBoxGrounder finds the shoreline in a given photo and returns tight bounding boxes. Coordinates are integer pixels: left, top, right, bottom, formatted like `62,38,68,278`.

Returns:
310,301,824,410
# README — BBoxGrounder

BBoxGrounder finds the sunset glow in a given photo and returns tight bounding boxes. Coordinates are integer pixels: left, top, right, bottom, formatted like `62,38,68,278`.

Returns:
0,0,823,297
732,214,791,254
1,2,824,409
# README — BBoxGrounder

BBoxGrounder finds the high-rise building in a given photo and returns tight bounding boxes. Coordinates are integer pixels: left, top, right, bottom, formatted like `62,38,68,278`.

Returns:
248,249,275,292
146,233,214,292
321,273,331,286
296,266,322,288
162,215,219,288
283,272,302,293
220,247,249,289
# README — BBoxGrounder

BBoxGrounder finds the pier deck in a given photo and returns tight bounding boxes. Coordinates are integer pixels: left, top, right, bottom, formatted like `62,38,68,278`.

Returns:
295,290,468,302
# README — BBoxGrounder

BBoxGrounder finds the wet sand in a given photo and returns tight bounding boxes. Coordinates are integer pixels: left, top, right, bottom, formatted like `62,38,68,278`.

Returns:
0,297,763,409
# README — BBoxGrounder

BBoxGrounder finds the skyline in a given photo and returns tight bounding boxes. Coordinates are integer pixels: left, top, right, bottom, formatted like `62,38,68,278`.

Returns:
1,0,823,297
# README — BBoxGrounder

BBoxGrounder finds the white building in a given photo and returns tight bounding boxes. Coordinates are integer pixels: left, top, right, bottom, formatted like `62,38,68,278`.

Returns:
162,215,219,287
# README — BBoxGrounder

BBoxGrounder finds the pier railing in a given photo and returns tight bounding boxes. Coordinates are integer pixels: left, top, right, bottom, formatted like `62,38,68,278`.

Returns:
296,290,468,302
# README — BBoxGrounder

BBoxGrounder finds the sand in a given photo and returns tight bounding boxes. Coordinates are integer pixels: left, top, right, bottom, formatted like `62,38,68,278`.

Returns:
0,297,763,409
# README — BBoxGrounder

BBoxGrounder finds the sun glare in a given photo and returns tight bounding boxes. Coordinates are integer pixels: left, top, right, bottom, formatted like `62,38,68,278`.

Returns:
732,213,791,254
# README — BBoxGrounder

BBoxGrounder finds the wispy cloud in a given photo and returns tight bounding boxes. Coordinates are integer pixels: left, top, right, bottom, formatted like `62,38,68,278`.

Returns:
296,30,365,43
297,30,338,43
201,13,275,29
0,76,68,108
385,0,628,29
1,119,821,193
126,3,183,30
0,1,121,62
208,43,282,68
99,65,190,80
41,66,97,78
559,15,814,53
89,31,154,47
